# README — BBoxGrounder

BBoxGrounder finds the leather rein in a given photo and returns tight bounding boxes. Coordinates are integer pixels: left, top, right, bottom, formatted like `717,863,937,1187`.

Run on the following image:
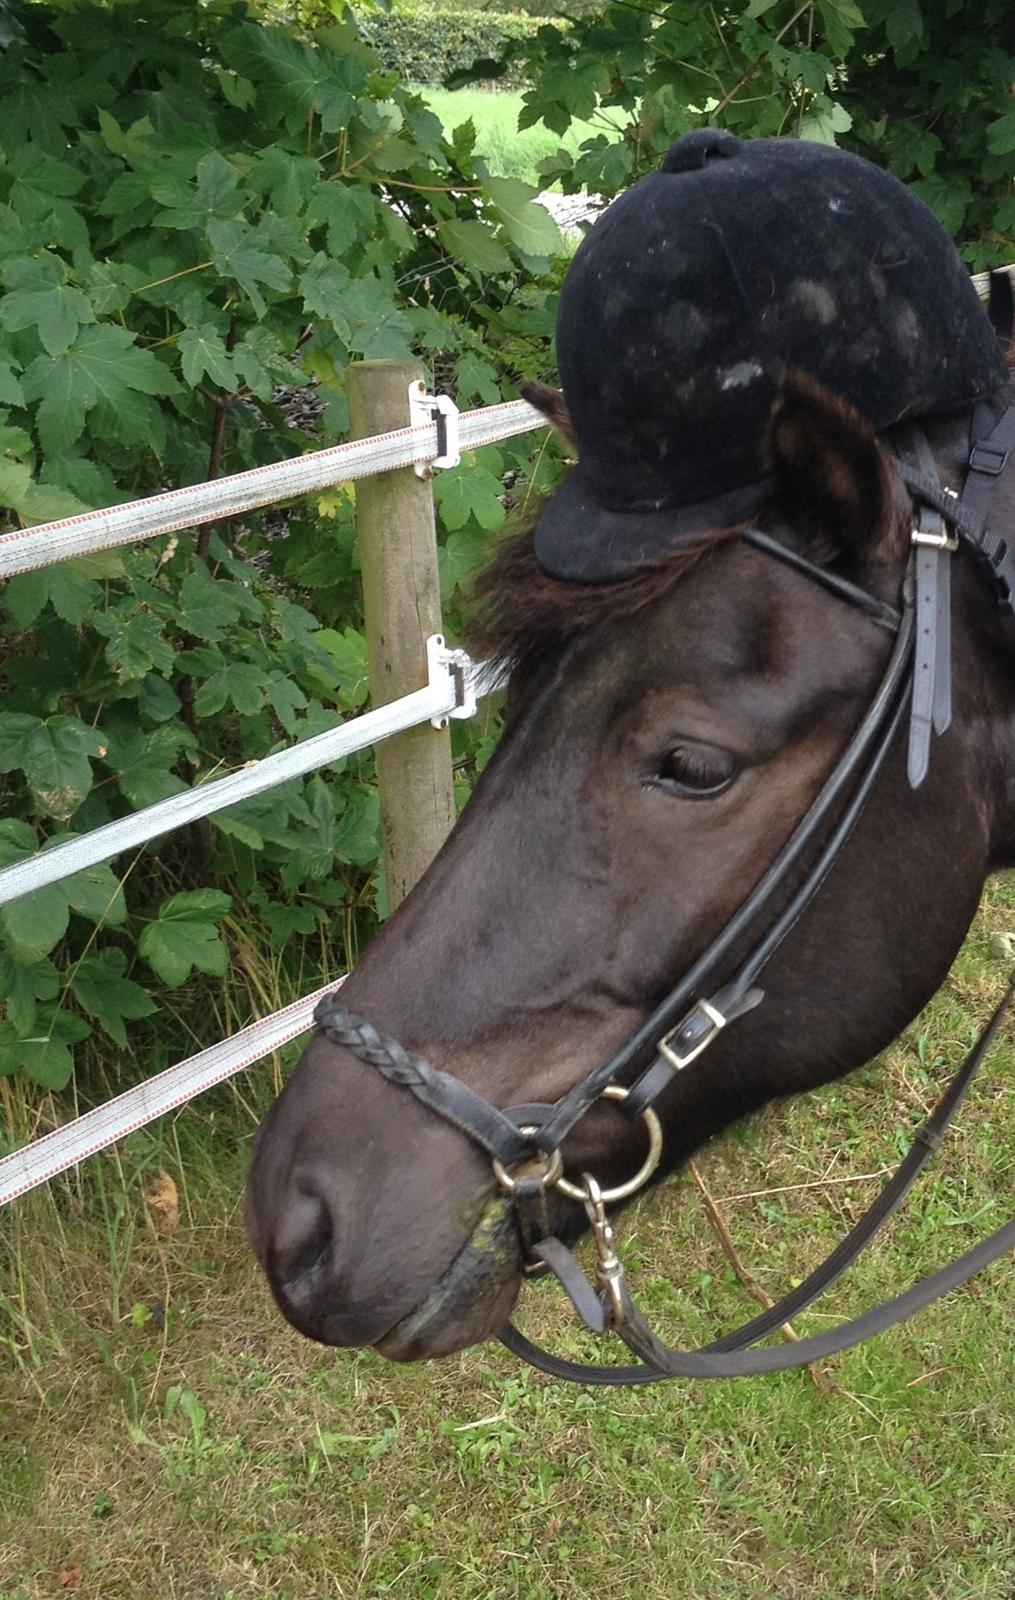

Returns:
314,395,1015,1385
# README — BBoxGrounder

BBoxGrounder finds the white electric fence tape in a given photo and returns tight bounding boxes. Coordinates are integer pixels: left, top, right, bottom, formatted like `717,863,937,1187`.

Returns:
0,390,531,1205
0,398,545,577
0,641,489,908
0,978,343,1206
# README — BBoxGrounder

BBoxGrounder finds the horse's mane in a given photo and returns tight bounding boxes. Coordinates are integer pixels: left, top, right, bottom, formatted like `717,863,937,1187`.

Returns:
466,514,744,672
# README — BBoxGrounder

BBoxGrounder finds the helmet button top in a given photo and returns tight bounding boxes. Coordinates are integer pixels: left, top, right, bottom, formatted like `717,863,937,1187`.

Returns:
661,129,739,173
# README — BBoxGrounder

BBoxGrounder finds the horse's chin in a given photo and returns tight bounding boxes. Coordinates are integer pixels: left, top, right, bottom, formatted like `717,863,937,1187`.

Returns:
373,1191,523,1362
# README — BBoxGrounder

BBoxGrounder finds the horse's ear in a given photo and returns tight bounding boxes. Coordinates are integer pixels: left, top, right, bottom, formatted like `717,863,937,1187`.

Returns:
521,381,577,448
767,372,909,579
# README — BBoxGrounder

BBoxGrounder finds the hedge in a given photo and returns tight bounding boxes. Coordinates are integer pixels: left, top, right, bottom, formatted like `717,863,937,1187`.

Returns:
355,8,548,89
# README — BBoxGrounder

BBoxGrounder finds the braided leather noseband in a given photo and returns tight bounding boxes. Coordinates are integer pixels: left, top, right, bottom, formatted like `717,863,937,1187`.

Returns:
313,405,1015,1384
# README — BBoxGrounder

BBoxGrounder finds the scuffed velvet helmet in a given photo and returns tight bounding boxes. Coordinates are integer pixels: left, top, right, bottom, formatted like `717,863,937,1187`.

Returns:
535,129,1008,583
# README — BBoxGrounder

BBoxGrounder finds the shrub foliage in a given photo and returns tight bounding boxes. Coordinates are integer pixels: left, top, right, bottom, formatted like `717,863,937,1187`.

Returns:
474,0,1015,270
356,7,545,91
0,0,566,1098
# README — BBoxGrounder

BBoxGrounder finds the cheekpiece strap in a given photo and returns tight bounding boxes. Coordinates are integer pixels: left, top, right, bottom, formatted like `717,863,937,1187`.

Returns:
895,425,953,789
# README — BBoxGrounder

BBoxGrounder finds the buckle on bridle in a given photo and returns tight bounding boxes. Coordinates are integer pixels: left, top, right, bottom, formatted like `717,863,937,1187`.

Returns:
911,525,958,551
969,440,1010,477
657,997,727,1071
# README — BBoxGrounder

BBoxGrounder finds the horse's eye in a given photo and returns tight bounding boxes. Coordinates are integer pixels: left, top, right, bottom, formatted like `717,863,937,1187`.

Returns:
652,742,738,799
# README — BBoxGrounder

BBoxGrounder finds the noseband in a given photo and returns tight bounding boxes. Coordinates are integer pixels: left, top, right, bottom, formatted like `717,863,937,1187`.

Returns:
314,400,1015,1384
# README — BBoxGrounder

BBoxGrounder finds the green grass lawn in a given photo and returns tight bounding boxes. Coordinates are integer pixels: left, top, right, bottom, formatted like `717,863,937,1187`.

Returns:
417,86,607,186
2,888,1015,1597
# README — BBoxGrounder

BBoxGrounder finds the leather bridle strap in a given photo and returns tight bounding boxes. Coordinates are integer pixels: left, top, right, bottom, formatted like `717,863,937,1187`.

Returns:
535,550,915,1149
501,969,1015,1383
312,572,913,1171
312,1005,534,1168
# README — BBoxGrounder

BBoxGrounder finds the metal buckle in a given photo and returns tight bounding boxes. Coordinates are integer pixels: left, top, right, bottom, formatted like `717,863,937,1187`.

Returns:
657,997,727,1072
492,1127,564,1194
911,526,958,551
970,440,1009,477
553,1085,663,1203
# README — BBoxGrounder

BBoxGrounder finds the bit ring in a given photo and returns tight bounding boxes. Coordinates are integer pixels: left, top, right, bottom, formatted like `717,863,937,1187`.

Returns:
554,1085,663,1204
492,1127,564,1194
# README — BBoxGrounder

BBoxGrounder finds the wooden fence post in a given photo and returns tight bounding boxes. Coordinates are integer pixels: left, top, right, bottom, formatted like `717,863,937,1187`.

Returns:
349,360,456,910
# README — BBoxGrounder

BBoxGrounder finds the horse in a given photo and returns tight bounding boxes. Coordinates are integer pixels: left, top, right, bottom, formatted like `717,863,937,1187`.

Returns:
245,360,1015,1376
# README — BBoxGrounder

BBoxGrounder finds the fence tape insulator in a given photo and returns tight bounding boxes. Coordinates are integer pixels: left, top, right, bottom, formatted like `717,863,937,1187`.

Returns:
0,398,546,577
0,641,490,908
0,979,343,1207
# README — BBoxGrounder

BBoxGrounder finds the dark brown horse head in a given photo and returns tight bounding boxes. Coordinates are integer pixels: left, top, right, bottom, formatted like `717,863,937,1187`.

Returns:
246,375,1015,1361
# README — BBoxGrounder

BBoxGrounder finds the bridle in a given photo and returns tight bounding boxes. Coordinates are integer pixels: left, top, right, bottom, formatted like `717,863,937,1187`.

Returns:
314,391,1015,1385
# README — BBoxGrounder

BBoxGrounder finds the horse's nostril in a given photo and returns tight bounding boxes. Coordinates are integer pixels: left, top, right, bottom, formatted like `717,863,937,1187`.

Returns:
273,1188,334,1291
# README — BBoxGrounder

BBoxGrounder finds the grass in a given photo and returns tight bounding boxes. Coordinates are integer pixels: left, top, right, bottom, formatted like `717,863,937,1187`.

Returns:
3,886,1015,1597
416,87,609,186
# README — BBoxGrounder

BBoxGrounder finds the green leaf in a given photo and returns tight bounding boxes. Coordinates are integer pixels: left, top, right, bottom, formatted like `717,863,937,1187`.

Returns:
0,951,59,1034
62,860,127,927
178,324,238,389
102,720,194,808
0,1005,91,1089
0,253,93,357
266,674,308,734
0,887,70,963
313,627,368,707
177,568,247,640
342,276,414,360
453,351,502,408
208,219,292,319
151,152,242,230
259,901,318,947
93,606,176,683
21,325,176,456
0,820,37,863
911,174,972,235
816,0,866,57
139,890,231,987
485,178,561,259
0,459,89,531
138,675,182,724
18,716,105,820
0,357,24,406
70,950,156,1047
433,453,506,533
332,788,380,869
879,0,922,52
3,564,99,627
987,110,1015,159
799,98,853,146
222,25,364,134
441,523,495,596
193,661,266,718
437,220,513,276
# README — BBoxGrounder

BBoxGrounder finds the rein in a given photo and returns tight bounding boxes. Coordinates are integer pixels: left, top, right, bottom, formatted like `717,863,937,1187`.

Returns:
314,402,1015,1385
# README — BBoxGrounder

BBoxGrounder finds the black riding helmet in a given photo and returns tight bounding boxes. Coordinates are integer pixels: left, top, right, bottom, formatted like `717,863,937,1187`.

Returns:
534,129,1008,583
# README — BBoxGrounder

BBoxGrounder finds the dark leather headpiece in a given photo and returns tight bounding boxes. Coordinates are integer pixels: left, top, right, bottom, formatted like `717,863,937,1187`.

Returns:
535,129,1008,583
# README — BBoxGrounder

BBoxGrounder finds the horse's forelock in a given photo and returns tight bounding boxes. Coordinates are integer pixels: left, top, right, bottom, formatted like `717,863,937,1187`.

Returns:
465,517,743,674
